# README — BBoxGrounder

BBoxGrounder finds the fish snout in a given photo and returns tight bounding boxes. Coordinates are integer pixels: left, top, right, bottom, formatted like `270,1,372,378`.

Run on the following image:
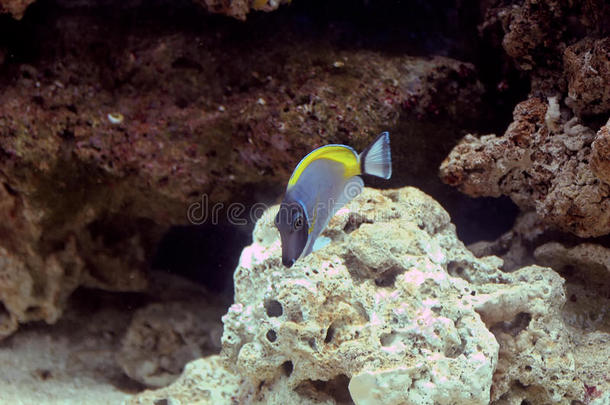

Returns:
282,257,295,268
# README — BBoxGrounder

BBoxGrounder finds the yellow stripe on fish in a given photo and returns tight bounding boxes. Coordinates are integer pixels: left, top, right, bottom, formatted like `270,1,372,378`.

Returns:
287,145,361,190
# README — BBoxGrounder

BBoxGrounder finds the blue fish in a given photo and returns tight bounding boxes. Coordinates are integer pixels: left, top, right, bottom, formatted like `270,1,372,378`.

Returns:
275,132,392,267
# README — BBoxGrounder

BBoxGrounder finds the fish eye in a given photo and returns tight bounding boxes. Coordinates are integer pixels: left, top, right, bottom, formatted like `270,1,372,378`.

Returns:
293,216,303,230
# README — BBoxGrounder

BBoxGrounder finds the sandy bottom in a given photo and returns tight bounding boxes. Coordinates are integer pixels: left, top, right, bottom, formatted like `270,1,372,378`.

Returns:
0,289,148,405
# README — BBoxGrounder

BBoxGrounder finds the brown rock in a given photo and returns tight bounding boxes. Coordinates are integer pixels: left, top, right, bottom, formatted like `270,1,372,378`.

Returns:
0,0,36,19
591,119,610,184
564,38,610,117
479,0,609,96
440,97,610,237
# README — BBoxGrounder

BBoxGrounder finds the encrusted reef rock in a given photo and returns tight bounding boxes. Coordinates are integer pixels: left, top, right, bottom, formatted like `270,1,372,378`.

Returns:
440,97,610,237
130,186,599,404
222,187,502,404
468,213,610,404
564,38,610,117
129,355,247,405
117,301,224,388
114,271,229,388
591,118,610,185
479,0,609,102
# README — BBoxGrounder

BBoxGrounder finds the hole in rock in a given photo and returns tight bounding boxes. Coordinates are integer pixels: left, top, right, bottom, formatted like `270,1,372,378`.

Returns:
289,308,303,323
374,268,400,287
25,306,41,317
266,329,277,342
2,182,17,196
492,312,532,337
380,331,398,347
34,369,52,380
324,324,335,343
265,300,283,317
0,301,10,325
171,57,203,71
295,374,352,404
281,361,293,376
444,335,465,358
447,261,466,278
343,213,372,233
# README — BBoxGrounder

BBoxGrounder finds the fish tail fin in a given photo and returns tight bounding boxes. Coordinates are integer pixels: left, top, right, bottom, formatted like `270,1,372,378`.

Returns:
359,131,392,179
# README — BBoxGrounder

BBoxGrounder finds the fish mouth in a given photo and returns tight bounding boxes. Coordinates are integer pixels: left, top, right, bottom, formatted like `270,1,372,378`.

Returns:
282,258,295,268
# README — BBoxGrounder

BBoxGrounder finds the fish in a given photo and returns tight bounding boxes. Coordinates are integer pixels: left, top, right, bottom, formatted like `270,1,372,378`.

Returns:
275,132,392,267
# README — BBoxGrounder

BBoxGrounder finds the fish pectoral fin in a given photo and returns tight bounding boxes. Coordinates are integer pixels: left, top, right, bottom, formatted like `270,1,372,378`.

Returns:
312,236,332,253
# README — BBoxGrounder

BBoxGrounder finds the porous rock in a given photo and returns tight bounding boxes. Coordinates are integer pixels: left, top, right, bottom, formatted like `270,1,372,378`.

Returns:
479,0,609,98
564,38,610,117
468,213,610,404
117,301,224,388
214,187,581,404
127,187,596,403
440,97,610,237
116,271,230,388
128,355,247,405
591,118,610,185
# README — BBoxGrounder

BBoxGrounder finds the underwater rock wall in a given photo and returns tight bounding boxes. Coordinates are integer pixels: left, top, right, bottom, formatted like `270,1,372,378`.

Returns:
132,187,609,404
0,5,485,339
440,97,610,237
442,0,610,237
0,0,290,19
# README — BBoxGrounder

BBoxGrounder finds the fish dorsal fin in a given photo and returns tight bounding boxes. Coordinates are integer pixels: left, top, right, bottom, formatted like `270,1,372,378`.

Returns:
287,144,360,190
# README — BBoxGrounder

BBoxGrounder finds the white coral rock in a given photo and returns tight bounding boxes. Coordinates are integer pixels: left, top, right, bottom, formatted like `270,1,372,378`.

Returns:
221,187,503,404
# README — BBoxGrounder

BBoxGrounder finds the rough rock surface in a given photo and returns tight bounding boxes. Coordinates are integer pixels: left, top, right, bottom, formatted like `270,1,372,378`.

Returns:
0,0,35,19
591,118,610,185
0,9,484,340
479,0,609,102
440,97,610,237
135,186,586,404
128,355,247,405
128,187,605,404
117,301,224,388
222,187,500,404
564,38,610,117
469,213,610,404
